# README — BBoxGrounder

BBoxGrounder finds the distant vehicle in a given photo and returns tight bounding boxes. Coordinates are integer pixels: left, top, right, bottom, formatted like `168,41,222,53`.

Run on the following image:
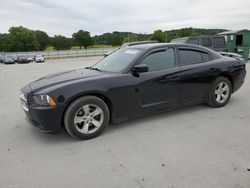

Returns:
34,54,45,63
171,36,243,60
0,55,4,63
13,56,18,63
16,55,30,64
27,57,33,62
3,56,15,64
20,43,246,140
104,41,158,57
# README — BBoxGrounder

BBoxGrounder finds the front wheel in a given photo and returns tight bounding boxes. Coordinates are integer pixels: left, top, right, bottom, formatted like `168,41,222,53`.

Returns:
207,77,232,107
64,96,110,140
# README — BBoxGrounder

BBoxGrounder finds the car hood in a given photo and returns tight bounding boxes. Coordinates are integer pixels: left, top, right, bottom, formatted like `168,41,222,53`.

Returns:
29,68,104,91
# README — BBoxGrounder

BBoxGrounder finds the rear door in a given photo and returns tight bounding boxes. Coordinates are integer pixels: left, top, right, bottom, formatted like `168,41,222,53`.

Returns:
177,47,219,104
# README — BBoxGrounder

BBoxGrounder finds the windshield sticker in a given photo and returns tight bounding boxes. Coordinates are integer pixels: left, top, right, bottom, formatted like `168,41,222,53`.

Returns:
125,50,138,55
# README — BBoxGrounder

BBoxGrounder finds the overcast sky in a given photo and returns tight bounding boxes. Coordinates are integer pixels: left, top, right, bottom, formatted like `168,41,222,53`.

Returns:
0,0,250,36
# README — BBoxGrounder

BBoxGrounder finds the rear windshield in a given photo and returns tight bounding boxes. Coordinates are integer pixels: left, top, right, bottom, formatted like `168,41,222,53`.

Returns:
213,38,225,48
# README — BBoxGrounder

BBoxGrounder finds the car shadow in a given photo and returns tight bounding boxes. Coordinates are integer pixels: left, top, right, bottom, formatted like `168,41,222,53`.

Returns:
28,97,239,143
105,97,240,135
105,104,208,134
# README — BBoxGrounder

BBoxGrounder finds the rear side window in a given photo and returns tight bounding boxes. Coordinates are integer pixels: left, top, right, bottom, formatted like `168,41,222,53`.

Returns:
201,38,212,47
202,53,210,62
179,49,210,65
140,48,175,71
213,38,225,48
188,39,199,45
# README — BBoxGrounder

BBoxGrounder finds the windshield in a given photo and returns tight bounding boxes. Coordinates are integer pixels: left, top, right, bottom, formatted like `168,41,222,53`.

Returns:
93,48,143,72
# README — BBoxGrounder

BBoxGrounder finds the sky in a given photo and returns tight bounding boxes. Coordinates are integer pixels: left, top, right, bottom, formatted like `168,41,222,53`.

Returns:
0,0,250,37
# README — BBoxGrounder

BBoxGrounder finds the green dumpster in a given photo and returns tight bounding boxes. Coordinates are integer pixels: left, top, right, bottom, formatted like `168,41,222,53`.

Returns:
218,29,250,61
237,46,249,61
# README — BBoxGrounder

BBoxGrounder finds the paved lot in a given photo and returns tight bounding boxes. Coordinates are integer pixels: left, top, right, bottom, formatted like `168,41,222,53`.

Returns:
0,57,250,188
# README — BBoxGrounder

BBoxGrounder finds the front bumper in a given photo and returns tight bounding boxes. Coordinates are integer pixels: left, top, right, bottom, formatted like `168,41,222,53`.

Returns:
20,85,63,133
23,106,62,133
36,59,44,62
4,61,15,64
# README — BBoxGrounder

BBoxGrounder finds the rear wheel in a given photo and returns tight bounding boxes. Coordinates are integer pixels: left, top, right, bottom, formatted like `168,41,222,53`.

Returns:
64,96,110,140
207,77,232,107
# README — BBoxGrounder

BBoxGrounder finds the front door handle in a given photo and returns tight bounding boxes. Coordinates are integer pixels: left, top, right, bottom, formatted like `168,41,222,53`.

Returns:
210,67,216,71
167,75,179,80
159,75,180,83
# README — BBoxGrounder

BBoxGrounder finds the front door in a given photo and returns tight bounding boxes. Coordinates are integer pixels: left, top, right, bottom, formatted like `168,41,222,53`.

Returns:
125,48,182,116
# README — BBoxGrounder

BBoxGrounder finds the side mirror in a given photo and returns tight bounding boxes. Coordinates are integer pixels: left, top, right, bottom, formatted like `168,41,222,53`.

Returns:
132,64,149,73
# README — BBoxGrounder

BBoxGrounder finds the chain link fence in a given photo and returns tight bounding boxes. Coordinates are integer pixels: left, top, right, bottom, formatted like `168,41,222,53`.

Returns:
0,48,117,59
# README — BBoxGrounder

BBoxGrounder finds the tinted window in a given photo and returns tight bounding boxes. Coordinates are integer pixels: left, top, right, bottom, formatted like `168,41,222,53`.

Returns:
201,38,212,47
202,53,210,62
213,38,225,48
141,48,175,71
188,39,199,45
179,49,204,65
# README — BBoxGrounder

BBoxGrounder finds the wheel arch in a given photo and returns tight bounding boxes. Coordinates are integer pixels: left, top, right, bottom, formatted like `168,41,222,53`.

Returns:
218,73,234,91
61,92,113,128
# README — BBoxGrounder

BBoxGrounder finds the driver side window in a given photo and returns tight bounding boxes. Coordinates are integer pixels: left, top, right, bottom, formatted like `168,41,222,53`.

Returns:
140,48,175,71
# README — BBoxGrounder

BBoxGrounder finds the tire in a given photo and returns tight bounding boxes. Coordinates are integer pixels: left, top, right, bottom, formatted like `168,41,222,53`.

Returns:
207,76,232,107
64,96,110,140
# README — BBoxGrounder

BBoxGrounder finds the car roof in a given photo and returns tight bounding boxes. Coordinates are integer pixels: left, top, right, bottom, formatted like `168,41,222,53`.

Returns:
126,43,222,58
126,43,208,50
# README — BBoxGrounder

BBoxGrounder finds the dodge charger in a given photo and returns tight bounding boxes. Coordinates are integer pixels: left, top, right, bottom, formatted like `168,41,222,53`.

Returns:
20,43,246,140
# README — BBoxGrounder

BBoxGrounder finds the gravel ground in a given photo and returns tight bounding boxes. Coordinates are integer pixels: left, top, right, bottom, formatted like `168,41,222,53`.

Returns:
0,57,249,188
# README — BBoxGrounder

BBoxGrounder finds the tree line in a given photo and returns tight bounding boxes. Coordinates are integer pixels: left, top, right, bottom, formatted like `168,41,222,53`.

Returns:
0,26,226,52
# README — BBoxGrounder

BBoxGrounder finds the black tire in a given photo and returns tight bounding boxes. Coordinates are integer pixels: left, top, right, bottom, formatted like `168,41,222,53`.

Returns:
64,96,110,140
207,76,232,107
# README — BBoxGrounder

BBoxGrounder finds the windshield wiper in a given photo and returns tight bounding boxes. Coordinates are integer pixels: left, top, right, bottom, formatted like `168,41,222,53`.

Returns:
85,66,102,71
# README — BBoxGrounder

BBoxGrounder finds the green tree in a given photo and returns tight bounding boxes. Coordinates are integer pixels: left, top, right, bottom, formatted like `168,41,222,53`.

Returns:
34,30,50,51
177,27,198,38
0,34,12,52
123,34,139,43
8,26,39,51
50,35,72,50
151,30,166,42
106,32,123,46
72,30,93,49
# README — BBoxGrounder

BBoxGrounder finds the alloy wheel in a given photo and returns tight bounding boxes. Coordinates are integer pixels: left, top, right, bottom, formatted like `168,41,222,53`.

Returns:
214,81,230,104
74,104,104,134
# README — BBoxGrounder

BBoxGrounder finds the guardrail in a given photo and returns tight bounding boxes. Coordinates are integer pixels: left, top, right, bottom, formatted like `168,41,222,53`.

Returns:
0,48,117,59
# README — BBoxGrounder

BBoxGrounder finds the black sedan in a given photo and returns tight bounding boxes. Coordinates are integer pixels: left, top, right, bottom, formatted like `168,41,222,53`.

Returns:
16,55,30,64
20,43,246,140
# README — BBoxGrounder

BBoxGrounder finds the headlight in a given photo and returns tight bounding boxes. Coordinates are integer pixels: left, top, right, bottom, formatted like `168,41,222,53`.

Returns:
33,95,56,106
